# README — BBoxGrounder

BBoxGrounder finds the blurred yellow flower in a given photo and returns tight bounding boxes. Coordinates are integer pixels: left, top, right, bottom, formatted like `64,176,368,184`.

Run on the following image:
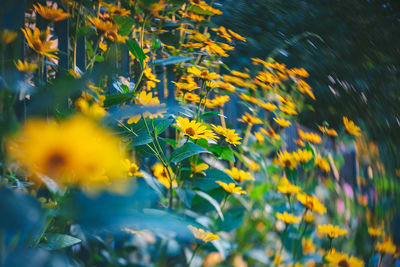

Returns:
152,163,177,189
188,225,220,243
176,117,218,141
314,155,330,172
0,29,17,44
260,128,281,140
277,177,301,195
317,224,347,239
203,252,223,267
216,181,246,195
238,112,262,125
21,27,59,59
210,95,230,107
254,131,264,143
259,102,278,112
183,92,201,103
127,91,164,124
302,238,316,255
279,105,298,115
276,211,301,225
123,159,144,177
172,81,199,91
274,117,291,127
14,60,38,73
225,167,254,182
295,149,313,163
298,129,322,144
277,151,298,169
343,116,361,136
368,227,383,237
7,116,126,190
325,250,364,267
318,126,338,137
375,238,396,254
191,163,209,176
297,193,326,214
228,29,246,42
75,98,107,119
88,16,119,33
34,3,69,22
187,66,220,80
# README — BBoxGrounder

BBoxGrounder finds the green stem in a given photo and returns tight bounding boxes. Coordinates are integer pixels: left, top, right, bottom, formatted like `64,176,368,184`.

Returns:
196,80,206,121
188,243,203,267
275,225,288,267
86,37,102,71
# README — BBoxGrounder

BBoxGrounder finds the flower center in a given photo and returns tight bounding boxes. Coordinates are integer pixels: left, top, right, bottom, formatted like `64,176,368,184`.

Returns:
46,151,67,174
185,127,195,136
338,259,350,267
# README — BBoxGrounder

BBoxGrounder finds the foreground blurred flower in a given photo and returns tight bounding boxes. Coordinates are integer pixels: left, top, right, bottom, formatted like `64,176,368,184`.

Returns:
225,167,254,182
276,151,298,170
318,126,338,137
216,181,246,195
7,116,126,190
317,224,347,239
176,117,218,141
238,112,262,126
188,225,220,243
127,91,164,124
368,227,383,237
314,155,331,172
297,193,327,214
14,60,38,73
274,117,291,128
34,3,69,22
343,116,361,136
325,250,364,267
276,211,301,225
0,29,17,44
302,237,316,255
152,163,177,189
21,27,58,59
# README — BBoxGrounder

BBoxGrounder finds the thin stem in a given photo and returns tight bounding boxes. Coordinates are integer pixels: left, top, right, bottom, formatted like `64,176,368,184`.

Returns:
219,108,226,128
275,225,288,267
196,80,206,121
86,36,102,70
220,193,229,211
188,243,202,267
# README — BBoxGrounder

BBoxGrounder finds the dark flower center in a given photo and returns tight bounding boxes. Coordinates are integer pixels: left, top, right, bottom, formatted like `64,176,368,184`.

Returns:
186,127,195,136
338,259,350,267
46,151,67,173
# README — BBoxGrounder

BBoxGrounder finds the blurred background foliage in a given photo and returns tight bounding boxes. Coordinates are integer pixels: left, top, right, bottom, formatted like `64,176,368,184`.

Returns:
217,0,400,174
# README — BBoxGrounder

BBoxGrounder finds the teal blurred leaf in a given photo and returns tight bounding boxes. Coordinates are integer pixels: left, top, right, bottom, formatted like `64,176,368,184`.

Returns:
169,142,210,163
195,191,224,221
39,234,81,250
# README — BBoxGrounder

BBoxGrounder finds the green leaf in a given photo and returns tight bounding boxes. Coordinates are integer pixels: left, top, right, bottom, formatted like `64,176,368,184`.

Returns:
192,169,236,191
103,93,133,107
200,111,220,120
76,26,94,39
175,188,196,208
39,233,81,250
86,39,94,57
126,40,146,67
94,55,104,62
114,16,134,36
160,137,177,148
169,142,210,163
152,56,195,66
188,5,215,16
195,190,224,221
154,118,174,135
131,131,153,147
208,145,235,162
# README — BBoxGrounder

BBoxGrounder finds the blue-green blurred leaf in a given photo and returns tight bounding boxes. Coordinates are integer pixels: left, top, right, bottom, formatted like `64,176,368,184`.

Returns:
169,142,210,163
39,233,81,250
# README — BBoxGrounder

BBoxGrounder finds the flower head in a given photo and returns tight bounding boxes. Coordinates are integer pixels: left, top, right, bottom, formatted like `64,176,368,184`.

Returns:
368,227,383,237
0,29,17,44
187,66,220,80
296,193,326,214
188,225,220,243
375,238,396,254
276,151,298,170
317,224,347,239
21,27,58,59
325,250,364,267
152,163,177,189
343,116,361,136
318,126,338,137
176,117,217,141
277,177,301,195
211,125,241,146
88,16,119,33
225,167,254,182
14,60,38,73
123,159,144,177
34,3,69,21
274,117,291,128
216,181,246,195
276,211,301,225
238,112,262,126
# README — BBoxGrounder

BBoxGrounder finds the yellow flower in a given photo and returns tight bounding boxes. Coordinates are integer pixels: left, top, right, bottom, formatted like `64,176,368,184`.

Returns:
318,126,338,137
123,159,144,177
127,91,164,124
325,250,364,267
104,32,128,43
88,16,119,33
314,155,330,172
7,116,126,190
210,95,230,107
14,60,38,73
240,93,260,104
276,211,301,225
343,116,361,136
317,224,347,239
75,98,107,119
259,102,278,112
302,238,316,255
68,69,81,78
254,131,264,143
102,2,131,16
0,29,17,44
276,151,298,169
238,112,262,125
216,181,246,195
172,81,199,92
297,129,322,144
191,163,209,176
368,227,383,237
152,163,177,189
295,149,313,163
225,167,254,182
187,66,220,80
279,105,298,115
277,95,296,109
231,70,250,79
176,117,218,141
248,161,260,171
34,3,69,22
277,177,301,195
211,125,241,146
228,29,246,42
296,80,315,100
217,81,235,92
188,225,220,243
211,26,232,42
296,193,327,214
183,92,201,103
294,139,306,147
21,27,59,59
190,0,222,15
375,238,396,254
303,210,315,224
260,128,281,140
274,117,291,127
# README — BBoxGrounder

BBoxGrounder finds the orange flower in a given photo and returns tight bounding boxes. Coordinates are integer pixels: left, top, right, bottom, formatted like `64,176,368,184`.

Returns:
21,27,58,59
34,3,69,22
